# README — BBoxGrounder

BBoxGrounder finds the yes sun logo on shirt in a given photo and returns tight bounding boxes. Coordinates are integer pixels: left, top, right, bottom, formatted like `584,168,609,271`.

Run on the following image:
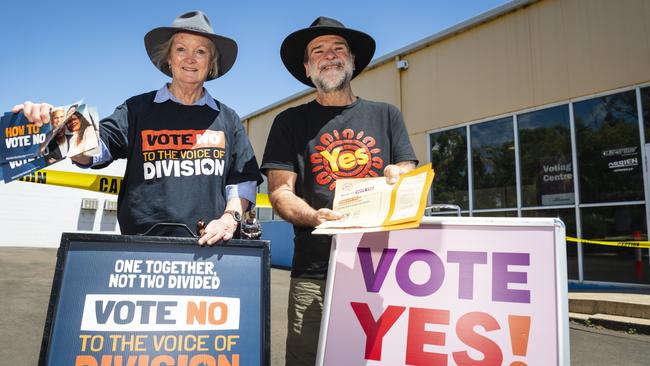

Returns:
310,128,384,191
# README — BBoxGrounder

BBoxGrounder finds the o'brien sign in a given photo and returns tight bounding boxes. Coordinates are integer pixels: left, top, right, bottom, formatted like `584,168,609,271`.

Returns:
39,234,269,366
317,217,569,366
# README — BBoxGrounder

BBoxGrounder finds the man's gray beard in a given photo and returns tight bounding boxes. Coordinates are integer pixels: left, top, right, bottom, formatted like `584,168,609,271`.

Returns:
311,64,353,92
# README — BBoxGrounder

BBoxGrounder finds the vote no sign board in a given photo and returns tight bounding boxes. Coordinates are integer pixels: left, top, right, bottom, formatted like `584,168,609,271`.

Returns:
317,217,569,366
39,233,269,366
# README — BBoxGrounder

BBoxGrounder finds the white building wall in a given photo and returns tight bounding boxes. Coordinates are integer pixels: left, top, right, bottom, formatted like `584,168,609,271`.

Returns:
0,159,126,247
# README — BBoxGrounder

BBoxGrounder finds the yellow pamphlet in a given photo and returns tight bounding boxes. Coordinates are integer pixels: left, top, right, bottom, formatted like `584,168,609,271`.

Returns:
313,163,435,234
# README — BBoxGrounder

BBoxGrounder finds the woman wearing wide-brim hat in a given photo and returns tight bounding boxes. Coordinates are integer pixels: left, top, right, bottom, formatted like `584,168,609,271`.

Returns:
14,10,262,244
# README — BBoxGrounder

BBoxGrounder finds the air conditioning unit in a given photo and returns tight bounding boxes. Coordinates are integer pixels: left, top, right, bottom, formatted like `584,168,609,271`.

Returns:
81,198,99,210
104,200,118,212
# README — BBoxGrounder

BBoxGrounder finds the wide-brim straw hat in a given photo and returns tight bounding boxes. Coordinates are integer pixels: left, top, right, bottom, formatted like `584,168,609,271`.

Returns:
280,16,376,87
144,10,237,81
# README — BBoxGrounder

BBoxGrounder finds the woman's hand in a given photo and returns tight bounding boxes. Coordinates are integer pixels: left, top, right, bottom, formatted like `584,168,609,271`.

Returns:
197,214,239,246
11,101,54,127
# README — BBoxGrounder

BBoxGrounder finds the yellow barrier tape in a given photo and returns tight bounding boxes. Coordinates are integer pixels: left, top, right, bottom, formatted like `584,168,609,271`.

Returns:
17,169,272,208
567,236,650,249
256,191,271,209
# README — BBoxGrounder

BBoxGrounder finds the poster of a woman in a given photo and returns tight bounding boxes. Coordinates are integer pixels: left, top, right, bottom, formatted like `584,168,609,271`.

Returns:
65,106,98,158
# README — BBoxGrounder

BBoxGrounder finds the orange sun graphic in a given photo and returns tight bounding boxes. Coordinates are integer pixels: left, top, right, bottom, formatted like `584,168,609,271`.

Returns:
310,128,384,191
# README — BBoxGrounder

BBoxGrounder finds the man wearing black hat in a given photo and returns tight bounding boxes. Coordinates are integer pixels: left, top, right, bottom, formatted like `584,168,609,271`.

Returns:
261,17,418,365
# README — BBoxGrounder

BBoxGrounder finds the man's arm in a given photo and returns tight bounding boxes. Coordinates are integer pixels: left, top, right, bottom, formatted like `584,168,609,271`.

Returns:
267,169,342,227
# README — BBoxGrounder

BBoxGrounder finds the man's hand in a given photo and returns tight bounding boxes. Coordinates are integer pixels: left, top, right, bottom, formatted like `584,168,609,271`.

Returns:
312,208,344,227
268,169,343,228
11,101,54,127
384,161,416,184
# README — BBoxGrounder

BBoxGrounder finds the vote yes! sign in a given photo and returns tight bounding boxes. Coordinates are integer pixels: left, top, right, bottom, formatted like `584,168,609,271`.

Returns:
39,233,269,366
317,217,569,366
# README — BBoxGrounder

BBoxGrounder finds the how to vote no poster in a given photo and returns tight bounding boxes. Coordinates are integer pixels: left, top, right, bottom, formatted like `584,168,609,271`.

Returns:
40,234,269,366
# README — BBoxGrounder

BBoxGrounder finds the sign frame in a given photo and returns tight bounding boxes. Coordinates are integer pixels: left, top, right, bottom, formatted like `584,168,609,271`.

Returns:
38,232,270,366
316,216,570,366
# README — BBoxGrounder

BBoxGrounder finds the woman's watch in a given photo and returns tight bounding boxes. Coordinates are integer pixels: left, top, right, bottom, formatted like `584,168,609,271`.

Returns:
224,210,242,223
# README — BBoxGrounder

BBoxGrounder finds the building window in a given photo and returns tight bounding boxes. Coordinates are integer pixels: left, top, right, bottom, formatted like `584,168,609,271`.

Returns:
581,205,648,283
642,87,650,142
429,127,468,209
427,84,650,285
522,208,578,280
471,117,516,209
518,105,574,207
574,91,643,203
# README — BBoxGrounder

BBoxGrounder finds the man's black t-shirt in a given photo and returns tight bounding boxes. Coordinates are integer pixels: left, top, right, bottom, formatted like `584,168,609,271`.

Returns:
97,91,262,235
261,98,417,279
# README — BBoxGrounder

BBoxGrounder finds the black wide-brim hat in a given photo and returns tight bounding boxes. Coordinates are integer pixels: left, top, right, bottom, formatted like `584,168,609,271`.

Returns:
144,10,237,81
281,16,376,87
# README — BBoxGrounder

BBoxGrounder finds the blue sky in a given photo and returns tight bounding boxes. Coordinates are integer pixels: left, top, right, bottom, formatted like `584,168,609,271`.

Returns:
0,0,508,118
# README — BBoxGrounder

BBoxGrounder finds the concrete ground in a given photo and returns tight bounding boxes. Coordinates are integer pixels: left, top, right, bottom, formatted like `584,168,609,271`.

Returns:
569,322,650,365
0,248,57,365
